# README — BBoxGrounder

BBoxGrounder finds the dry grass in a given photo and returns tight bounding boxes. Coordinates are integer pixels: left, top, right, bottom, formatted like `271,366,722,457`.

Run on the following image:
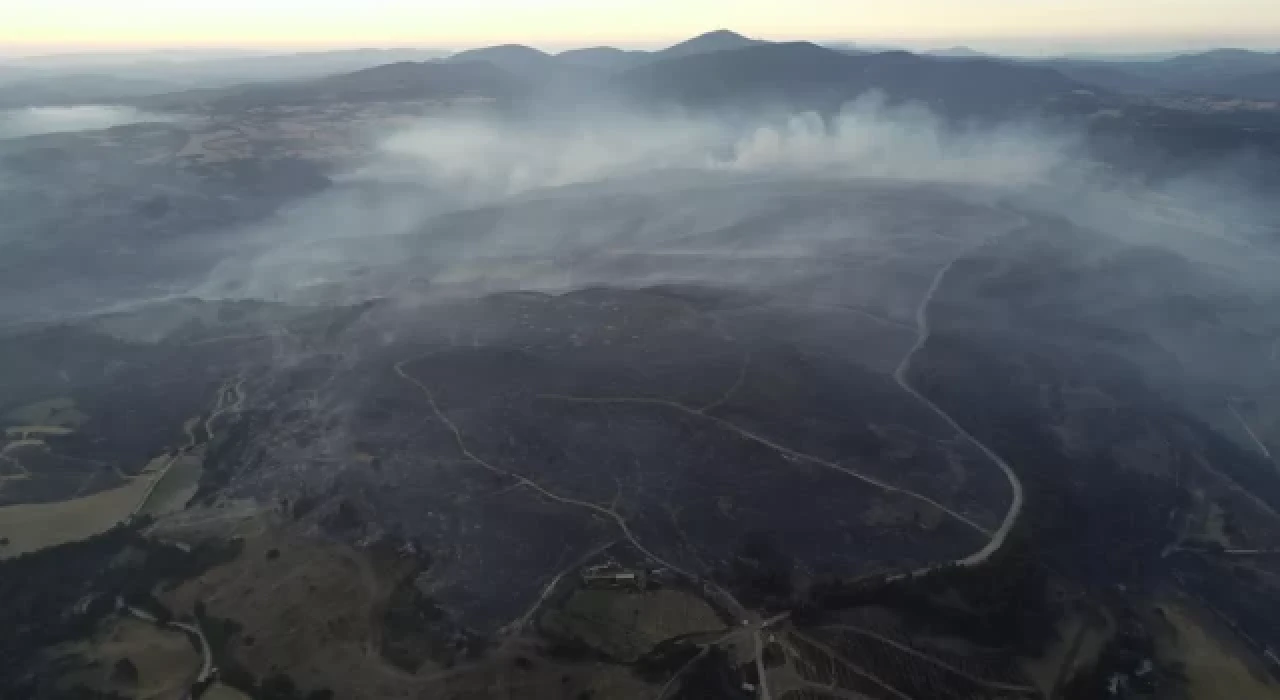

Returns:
160,519,666,699
1021,614,1085,694
57,617,200,700
541,588,725,662
201,682,254,700
1158,602,1280,700
160,523,422,697
1071,609,1115,680
444,660,656,700
0,476,152,558
0,400,188,556
0,446,188,557
1022,605,1113,697
137,453,203,518
146,500,267,544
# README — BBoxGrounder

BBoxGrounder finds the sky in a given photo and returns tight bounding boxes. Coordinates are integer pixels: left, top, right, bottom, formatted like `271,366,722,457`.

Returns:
4,0,1280,55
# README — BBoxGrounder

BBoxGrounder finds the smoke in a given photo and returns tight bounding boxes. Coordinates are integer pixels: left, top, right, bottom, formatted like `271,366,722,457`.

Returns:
372,93,1076,200
0,106,176,140
205,93,1277,313
197,94,1093,303
165,92,1280,556
182,94,1280,408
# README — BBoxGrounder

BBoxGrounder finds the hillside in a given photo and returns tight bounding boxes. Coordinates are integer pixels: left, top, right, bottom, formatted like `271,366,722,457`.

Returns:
618,42,1090,117
652,29,763,60
1193,68,1280,100
139,60,525,110
446,44,557,78
1038,49,1280,99
555,46,649,71
446,31,764,77
0,74,179,109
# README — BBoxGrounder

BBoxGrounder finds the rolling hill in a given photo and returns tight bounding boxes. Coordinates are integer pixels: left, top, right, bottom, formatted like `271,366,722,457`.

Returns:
139,60,525,110
555,46,649,71
651,29,764,60
446,44,557,78
446,30,765,77
1206,69,1280,100
1037,49,1280,99
617,41,1091,118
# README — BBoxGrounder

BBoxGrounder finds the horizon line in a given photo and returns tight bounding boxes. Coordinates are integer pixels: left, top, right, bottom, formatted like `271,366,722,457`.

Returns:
4,30,1280,59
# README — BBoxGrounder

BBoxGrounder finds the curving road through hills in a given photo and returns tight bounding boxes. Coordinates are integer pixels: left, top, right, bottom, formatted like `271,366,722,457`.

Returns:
891,253,1025,576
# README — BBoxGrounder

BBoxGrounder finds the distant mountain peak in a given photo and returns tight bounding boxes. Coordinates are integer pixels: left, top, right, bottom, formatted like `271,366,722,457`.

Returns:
929,46,987,58
451,44,551,59
618,41,1088,119
445,44,555,78
695,29,749,40
659,29,762,59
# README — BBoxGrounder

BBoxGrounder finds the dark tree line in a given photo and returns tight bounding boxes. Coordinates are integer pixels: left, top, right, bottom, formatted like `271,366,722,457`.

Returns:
0,522,238,698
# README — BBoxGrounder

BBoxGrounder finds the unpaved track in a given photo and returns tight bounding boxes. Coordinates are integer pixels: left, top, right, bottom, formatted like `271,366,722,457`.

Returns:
124,604,215,685
540,392,991,536
539,245,1027,579
891,255,1025,574
393,357,751,622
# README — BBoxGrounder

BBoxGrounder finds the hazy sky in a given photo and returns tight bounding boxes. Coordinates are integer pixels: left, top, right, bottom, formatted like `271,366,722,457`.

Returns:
5,0,1280,54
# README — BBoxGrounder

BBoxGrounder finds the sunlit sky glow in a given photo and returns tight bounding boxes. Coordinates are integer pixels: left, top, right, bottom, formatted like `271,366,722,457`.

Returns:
5,0,1280,55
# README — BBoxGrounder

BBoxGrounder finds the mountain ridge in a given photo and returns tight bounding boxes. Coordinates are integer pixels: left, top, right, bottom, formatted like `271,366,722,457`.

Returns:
617,41,1092,118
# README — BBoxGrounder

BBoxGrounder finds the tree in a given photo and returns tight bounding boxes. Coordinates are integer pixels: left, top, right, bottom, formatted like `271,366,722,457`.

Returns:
111,658,139,686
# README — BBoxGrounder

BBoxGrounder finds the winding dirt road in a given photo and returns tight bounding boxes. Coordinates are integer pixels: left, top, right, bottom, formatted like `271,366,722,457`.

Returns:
540,393,992,536
123,603,215,685
892,256,1025,572
391,237,1032,699
535,252,1027,582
